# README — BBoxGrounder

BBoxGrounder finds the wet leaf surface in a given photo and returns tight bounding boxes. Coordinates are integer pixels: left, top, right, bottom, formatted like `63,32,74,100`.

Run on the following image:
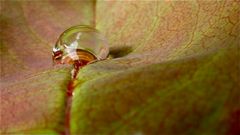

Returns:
1,0,240,134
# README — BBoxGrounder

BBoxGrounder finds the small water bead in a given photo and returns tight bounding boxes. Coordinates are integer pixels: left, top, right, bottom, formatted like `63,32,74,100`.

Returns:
52,25,109,65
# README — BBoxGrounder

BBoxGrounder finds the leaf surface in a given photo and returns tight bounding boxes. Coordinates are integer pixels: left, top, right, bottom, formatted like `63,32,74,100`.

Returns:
71,1,240,134
0,1,95,134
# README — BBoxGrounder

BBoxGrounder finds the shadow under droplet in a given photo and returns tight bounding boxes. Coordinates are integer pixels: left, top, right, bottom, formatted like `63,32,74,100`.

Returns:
109,46,133,58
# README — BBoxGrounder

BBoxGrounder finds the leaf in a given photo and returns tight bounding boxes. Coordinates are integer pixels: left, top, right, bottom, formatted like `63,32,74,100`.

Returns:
0,0,95,134
70,1,240,134
1,1,239,134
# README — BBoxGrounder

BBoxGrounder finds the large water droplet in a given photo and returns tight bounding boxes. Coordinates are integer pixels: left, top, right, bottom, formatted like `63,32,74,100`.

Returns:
52,25,109,65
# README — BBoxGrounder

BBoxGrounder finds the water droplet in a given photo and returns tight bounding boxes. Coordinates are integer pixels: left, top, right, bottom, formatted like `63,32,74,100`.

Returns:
52,25,109,66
